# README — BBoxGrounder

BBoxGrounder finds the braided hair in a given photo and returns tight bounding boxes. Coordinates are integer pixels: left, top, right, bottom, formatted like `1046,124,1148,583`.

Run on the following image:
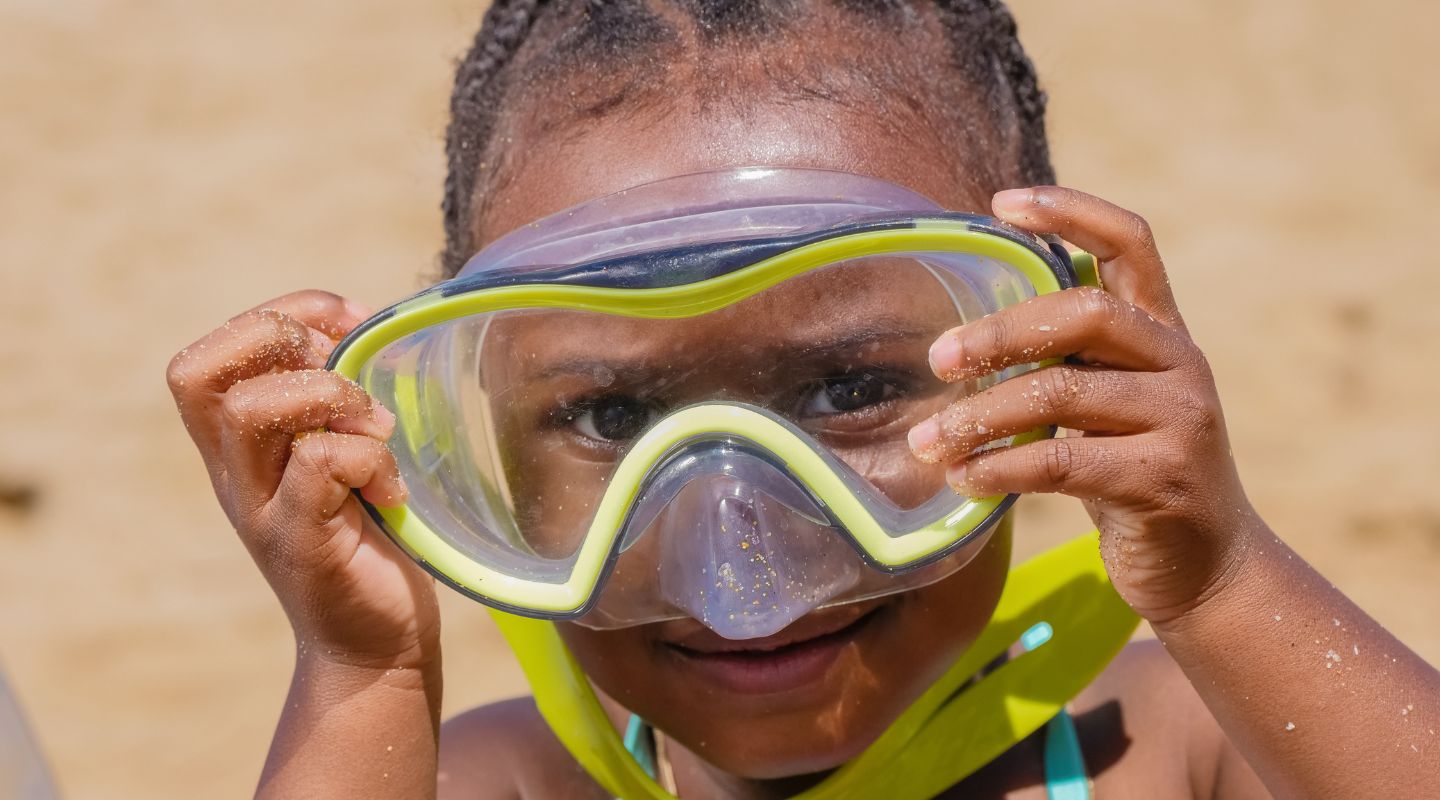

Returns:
441,0,1055,276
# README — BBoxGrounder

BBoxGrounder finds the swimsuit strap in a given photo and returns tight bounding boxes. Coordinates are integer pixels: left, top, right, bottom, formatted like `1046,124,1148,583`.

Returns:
623,714,658,781
1044,708,1092,800
621,712,1091,799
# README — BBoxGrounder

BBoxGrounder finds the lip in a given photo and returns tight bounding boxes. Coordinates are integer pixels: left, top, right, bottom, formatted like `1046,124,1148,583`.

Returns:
659,604,883,695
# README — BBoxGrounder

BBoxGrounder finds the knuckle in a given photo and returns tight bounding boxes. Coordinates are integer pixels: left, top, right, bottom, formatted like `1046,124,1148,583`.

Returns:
980,314,1013,363
290,288,345,306
1177,392,1222,441
164,350,196,396
287,289,351,330
1037,438,1079,486
1177,340,1212,376
313,372,368,415
220,384,263,430
289,434,339,479
1037,367,1083,415
244,308,312,360
257,307,308,342
1164,381,1219,432
1072,286,1117,322
1128,213,1158,254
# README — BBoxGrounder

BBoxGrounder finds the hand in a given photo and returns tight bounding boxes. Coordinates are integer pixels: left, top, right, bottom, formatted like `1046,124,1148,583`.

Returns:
908,187,1258,624
167,290,440,668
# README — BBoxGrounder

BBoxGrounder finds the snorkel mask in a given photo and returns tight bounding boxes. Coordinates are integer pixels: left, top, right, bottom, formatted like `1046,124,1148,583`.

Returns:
329,167,1137,797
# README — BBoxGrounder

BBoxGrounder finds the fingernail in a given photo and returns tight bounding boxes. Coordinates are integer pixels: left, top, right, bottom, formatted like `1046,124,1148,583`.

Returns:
372,402,397,436
929,334,964,378
946,462,969,493
908,418,940,456
992,188,1034,214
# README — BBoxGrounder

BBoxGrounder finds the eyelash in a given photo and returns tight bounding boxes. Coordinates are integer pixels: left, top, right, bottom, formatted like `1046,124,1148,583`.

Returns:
545,368,915,446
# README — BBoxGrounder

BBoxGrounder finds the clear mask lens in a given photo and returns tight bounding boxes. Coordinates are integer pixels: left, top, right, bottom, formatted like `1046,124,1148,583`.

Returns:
354,253,1039,636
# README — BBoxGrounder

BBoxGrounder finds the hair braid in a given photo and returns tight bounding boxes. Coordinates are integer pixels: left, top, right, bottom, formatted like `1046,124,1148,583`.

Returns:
442,0,550,276
941,0,1054,185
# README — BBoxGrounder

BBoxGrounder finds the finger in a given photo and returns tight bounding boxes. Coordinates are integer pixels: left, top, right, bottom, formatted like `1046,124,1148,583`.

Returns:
167,291,373,465
946,434,1166,505
219,370,396,512
928,287,1194,382
250,432,406,562
169,290,372,401
991,187,1184,329
238,289,374,341
908,364,1165,463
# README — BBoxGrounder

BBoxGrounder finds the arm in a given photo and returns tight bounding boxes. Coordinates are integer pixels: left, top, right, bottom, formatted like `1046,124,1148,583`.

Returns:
909,187,1439,797
260,655,443,799
1152,522,1439,798
167,291,450,798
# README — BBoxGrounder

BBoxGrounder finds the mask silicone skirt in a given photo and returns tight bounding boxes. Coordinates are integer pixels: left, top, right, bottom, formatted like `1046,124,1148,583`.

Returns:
328,168,1076,639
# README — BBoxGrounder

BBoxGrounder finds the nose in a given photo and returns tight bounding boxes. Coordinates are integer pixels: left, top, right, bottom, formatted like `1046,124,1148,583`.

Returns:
657,473,862,639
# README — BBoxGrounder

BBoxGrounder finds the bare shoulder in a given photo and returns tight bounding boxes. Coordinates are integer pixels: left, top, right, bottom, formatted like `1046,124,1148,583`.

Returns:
439,696,609,800
1074,639,1269,799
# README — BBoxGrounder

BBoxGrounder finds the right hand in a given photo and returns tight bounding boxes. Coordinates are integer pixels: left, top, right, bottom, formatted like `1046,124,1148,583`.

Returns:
167,290,440,669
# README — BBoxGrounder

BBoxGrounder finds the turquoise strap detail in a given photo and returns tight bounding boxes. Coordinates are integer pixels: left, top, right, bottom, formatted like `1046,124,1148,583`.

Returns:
1043,710,1090,800
623,714,658,780
1018,621,1090,800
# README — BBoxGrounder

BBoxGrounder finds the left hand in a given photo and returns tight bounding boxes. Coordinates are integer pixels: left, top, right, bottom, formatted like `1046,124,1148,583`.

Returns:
907,186,1258,625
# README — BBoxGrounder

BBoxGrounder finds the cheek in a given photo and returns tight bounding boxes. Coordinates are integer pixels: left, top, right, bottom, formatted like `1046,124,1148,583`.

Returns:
554,623,661,709
887,528,1012,674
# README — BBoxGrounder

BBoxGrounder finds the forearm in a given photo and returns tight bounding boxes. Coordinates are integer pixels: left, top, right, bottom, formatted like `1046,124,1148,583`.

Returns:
258,647,443,799
1153,518,1439,798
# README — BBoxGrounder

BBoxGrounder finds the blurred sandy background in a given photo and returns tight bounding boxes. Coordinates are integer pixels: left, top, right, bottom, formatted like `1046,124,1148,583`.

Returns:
2,0,1438,796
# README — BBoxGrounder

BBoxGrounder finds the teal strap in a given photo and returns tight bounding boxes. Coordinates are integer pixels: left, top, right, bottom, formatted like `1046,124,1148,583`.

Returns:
1019,621,1090,800
623,714,658,780
1043,709,1090,800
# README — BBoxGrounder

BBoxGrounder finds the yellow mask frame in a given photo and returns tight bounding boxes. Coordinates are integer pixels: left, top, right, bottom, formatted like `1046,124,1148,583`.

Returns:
330,219,1082,619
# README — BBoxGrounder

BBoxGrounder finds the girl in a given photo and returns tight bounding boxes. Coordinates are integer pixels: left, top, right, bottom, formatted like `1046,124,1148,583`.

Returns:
166,1,1439,797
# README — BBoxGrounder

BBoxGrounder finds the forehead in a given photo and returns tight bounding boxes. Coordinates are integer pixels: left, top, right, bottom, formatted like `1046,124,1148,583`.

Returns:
470,25,1002,250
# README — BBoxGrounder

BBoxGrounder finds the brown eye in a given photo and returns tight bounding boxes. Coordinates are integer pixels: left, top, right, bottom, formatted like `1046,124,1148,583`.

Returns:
571,396,658,442
803,372,897,415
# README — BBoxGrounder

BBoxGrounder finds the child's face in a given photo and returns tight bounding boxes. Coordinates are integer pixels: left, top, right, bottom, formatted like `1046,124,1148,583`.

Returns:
472,81,1012,779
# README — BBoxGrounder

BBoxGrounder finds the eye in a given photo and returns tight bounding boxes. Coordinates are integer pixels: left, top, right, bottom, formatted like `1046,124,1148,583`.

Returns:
801,372,899,416
568,396,660,442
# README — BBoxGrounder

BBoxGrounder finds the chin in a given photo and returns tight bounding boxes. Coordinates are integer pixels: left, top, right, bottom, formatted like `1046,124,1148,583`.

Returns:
696,719,879,780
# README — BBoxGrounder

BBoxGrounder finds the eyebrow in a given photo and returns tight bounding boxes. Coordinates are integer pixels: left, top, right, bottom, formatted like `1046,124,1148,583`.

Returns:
521,319,939,384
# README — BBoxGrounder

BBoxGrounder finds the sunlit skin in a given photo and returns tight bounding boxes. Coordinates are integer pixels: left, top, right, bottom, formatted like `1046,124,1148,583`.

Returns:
165,11,1440,800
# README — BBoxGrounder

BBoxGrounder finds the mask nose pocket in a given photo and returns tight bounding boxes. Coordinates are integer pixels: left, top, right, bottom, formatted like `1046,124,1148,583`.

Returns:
618,441,866,639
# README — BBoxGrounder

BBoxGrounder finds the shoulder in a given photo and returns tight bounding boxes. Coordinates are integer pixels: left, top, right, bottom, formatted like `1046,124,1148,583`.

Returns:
439,697,609,800
1074,639,1268,799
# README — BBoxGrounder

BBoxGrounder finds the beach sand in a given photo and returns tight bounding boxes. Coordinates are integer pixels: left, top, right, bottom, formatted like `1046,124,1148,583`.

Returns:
1,1,1438,796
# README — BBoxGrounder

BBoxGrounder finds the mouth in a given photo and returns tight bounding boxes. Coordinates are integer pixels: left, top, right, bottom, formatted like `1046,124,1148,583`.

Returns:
659,604,884,695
